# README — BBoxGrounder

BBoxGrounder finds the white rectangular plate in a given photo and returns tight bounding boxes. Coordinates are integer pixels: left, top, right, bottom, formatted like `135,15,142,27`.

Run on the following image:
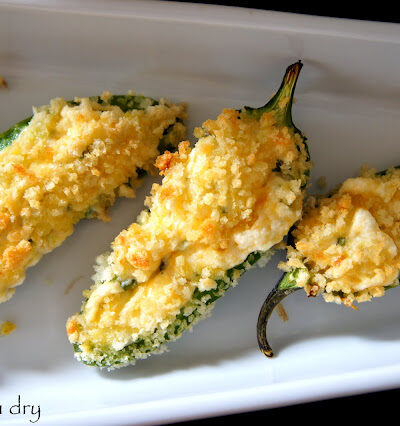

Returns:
1,1,400,424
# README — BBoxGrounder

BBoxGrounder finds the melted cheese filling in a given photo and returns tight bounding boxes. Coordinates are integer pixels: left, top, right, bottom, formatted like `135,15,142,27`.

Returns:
67,108,309,352
283,168,400,305
0,95,186,302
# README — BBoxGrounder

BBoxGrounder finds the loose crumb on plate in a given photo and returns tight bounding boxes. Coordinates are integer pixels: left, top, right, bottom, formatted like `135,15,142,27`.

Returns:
0,76,8,89
1,321,17,336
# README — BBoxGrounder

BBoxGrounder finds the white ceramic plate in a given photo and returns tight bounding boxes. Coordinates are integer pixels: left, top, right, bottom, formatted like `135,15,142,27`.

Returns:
1,1,400,424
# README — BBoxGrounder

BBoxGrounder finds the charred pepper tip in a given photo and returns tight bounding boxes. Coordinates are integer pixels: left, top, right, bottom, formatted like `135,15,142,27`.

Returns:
257,274,300,358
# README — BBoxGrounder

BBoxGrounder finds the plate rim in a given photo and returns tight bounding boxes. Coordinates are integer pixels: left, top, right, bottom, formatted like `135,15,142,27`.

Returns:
1,1,400,424
1,0,399,43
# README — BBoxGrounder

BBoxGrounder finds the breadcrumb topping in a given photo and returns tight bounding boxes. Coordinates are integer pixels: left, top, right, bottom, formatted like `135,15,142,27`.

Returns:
67,107,309,366
0,94,186,302
281,167,400,305
1,320,16,336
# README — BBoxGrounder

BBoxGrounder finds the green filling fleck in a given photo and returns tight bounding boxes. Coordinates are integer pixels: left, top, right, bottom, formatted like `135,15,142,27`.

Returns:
120,279,137,291
337,237,346,246
331,290,346,298
278,268,304,290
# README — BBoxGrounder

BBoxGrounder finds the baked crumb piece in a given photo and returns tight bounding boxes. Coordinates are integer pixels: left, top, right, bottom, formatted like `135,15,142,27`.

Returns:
0,76,8,89
1,320,17,336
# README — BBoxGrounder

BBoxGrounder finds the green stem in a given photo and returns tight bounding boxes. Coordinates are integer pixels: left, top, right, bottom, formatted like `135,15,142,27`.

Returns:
241,61,303,127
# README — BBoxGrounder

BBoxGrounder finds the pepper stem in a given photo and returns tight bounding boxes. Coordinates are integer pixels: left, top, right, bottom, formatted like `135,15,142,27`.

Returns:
240,61,303,127
257,272,300,357
265,60,303,126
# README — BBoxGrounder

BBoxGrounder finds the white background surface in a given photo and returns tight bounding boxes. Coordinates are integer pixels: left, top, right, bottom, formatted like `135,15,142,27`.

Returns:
0,1,400,424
